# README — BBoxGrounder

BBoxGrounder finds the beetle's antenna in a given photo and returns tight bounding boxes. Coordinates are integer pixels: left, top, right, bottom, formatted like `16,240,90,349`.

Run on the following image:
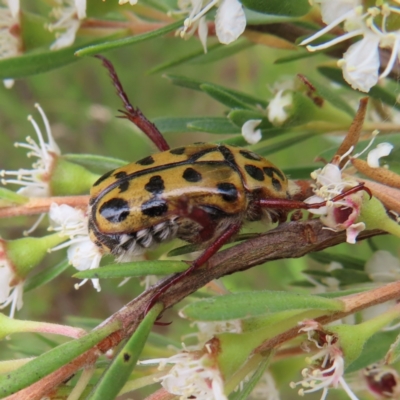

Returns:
95,55,170,152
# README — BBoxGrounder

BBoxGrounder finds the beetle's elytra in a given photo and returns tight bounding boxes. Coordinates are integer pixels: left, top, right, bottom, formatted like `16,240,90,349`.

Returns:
89,142,289,262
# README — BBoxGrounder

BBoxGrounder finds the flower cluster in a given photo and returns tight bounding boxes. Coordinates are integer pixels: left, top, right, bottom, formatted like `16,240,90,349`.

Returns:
290,321,359,400
301,1,400,92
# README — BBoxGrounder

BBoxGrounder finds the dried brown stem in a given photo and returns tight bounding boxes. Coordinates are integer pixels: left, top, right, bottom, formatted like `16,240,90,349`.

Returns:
6,218,386,399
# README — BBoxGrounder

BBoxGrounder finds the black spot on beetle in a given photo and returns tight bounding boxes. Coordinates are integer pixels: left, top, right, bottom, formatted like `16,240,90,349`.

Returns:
272,178,282,192
136,155,155,166
239,150,262,161
99,198,130,223
245,165,264,181
92,169,115,186
114,171,128,179
118,181,130,193
145,175,165,194
141,199,168,217
217,182,238,202
123,353,131,362
263,167,285,181
182,167,202,183
170,147,186,155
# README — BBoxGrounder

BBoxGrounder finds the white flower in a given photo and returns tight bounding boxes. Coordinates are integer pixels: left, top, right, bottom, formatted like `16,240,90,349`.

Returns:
301,3,400,92
0,240,24,318
0,104,60,197
266,90,292,126
49,203,102,291
291,323,359,400
338,32,380,92
367,142,393,168
305,161,366,244
177,0,245,52
141,350,227,400
365,250,400,282
190,320,242,345
119,0,138,5
241,119,262,144
48,0,87,50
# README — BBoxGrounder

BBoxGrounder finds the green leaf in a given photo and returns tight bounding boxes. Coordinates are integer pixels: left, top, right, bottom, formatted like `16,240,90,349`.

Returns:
190,40,255,64
229,354,271,400
187,118,241,134
241,0,310,16
86,304,162,400
346,330,400,373
252,131,316,156
0,322,120,397
385,331,400,365
25,259,70,292
0,188,28,205
308,251,365,271
152,117,202,133
165,74,268,107
180,291,344,321
228,109,270,128
75,19,185,56
63,154,128,172
0,36,122,79
200,83,253,109
282,165,315,179
318,66,400,111
303,76,355,117
73,260,188,279
274,51,319,64
330,269,371,285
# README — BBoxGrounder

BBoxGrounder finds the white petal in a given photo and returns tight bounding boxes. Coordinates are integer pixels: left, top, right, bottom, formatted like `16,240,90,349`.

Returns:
339,33,380,92
365,250,400,282
3,79,14,89
6,0,19,18
367,142,393,168
67,240,101,271
50,20,80,50
198,16,208,53
318,0,360,25
74,0,86,19
345,222,365,244
304,195,327,215
215,0,246,44
316,163,342,187
241,119,262,144
0,264,14,303
266,90,292,126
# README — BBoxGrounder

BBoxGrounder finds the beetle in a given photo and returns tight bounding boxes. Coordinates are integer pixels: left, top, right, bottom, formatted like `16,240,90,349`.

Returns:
89,55,366,311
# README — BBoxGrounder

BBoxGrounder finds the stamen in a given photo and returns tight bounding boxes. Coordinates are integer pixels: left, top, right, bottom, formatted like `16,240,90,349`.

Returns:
306,29,363,52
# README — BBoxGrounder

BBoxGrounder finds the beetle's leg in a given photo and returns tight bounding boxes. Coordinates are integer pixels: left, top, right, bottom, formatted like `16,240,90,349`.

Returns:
255,182,371,210
95,55,170,152
145,220,242,315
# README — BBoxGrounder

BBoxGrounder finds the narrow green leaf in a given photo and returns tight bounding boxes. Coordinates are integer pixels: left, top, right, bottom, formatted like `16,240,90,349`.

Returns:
25,259,70,292
330,269,371,285
148,43,221,74
229,354,272,400
308,252,365,271
274,51,319,64
228,109,270,128
241,0,310,16
75,20,185,56
282,165,316,179
0,322,120,397
190,40,255,64
187,118,241,134
87,303,162,400
304,76,355,117
385,331,400,365
63,154,128,172
180,291,344,321
301,270,332,278
0,36,122,79
152,117,201,133
73,260,188,279
252,131,316,156
346,330,400,373
318,66,400,110
165,74,268,107
0,188,28,204
200,83,253,109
